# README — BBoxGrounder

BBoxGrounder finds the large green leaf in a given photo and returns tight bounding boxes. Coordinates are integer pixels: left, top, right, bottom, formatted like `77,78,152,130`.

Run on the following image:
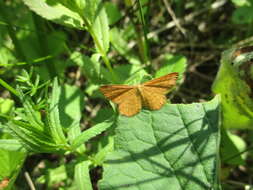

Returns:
99,96,221,190
22,0,84,29
212,47,253,129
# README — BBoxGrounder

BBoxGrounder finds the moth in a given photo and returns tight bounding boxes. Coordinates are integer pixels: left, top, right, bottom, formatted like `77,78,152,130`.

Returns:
100,72,178,117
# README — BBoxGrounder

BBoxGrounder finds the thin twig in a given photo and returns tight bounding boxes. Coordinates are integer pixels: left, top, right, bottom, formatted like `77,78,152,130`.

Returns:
24,171,36,190
162,0,186,36
225,180,251,187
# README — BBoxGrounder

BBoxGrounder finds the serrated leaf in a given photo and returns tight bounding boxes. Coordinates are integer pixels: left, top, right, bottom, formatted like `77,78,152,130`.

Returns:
71,116,115,150
0,139,26,152
17,89,44,131
22,0,84,29
99,96,221,190
92,5,110,54
74,160,93,190
59,84,84,129
58,84,85,152
83,0,100,24
8,122,61,153
49,78,67,144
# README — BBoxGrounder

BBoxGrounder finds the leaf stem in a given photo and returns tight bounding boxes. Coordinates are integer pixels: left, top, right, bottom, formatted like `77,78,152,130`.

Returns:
0,78,18,97
83,18,118,82
137,0,150,66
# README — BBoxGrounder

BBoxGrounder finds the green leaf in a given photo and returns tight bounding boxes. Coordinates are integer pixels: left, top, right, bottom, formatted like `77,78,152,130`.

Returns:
58,84,85,152
92,107,114,124
99,96,221,190
220,128,246,165
83,0,100,24
0,148,26,189
232,6,253,24
72,52,103,84
17,89,44,131
49,78,67,144
0,139,26,152
8,121,61,153
36,164,68,187
71,116,115,150
212,47,253,129
110,28,141,65
92,4,110,54
231,0,251,6
155,54,187,82
105,2,122,25
0,98,14,115
113,64,148,84
59,84,84,129
74,160,93,190
22,0,84,29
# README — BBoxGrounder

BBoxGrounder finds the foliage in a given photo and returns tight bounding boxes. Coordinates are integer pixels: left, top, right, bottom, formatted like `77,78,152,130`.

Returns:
0,0,252,189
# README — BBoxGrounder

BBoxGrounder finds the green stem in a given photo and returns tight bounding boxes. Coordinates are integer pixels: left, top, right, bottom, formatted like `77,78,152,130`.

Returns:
0,78,18,97
0,55,53,67
83,18,118,82
137,0,150,66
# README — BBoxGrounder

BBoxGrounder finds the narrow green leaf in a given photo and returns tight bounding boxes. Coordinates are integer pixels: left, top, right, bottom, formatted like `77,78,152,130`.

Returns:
8,122,61,153
83,0,99,24
22,0,84,29
99,96,221,190
17,88,44,131
74,160,93,190
49,78,67,144
92,5,110,54
58,84,84,129
71,117,115,150
0,139,26,152
58,84,85,152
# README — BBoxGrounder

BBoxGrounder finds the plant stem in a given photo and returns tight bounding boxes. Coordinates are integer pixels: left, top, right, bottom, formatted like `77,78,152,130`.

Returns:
137,0,150,66
0,78,18,97
83,18,118,83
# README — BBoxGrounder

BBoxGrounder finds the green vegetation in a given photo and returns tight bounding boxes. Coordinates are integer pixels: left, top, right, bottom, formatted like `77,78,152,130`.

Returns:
0,0,253,189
